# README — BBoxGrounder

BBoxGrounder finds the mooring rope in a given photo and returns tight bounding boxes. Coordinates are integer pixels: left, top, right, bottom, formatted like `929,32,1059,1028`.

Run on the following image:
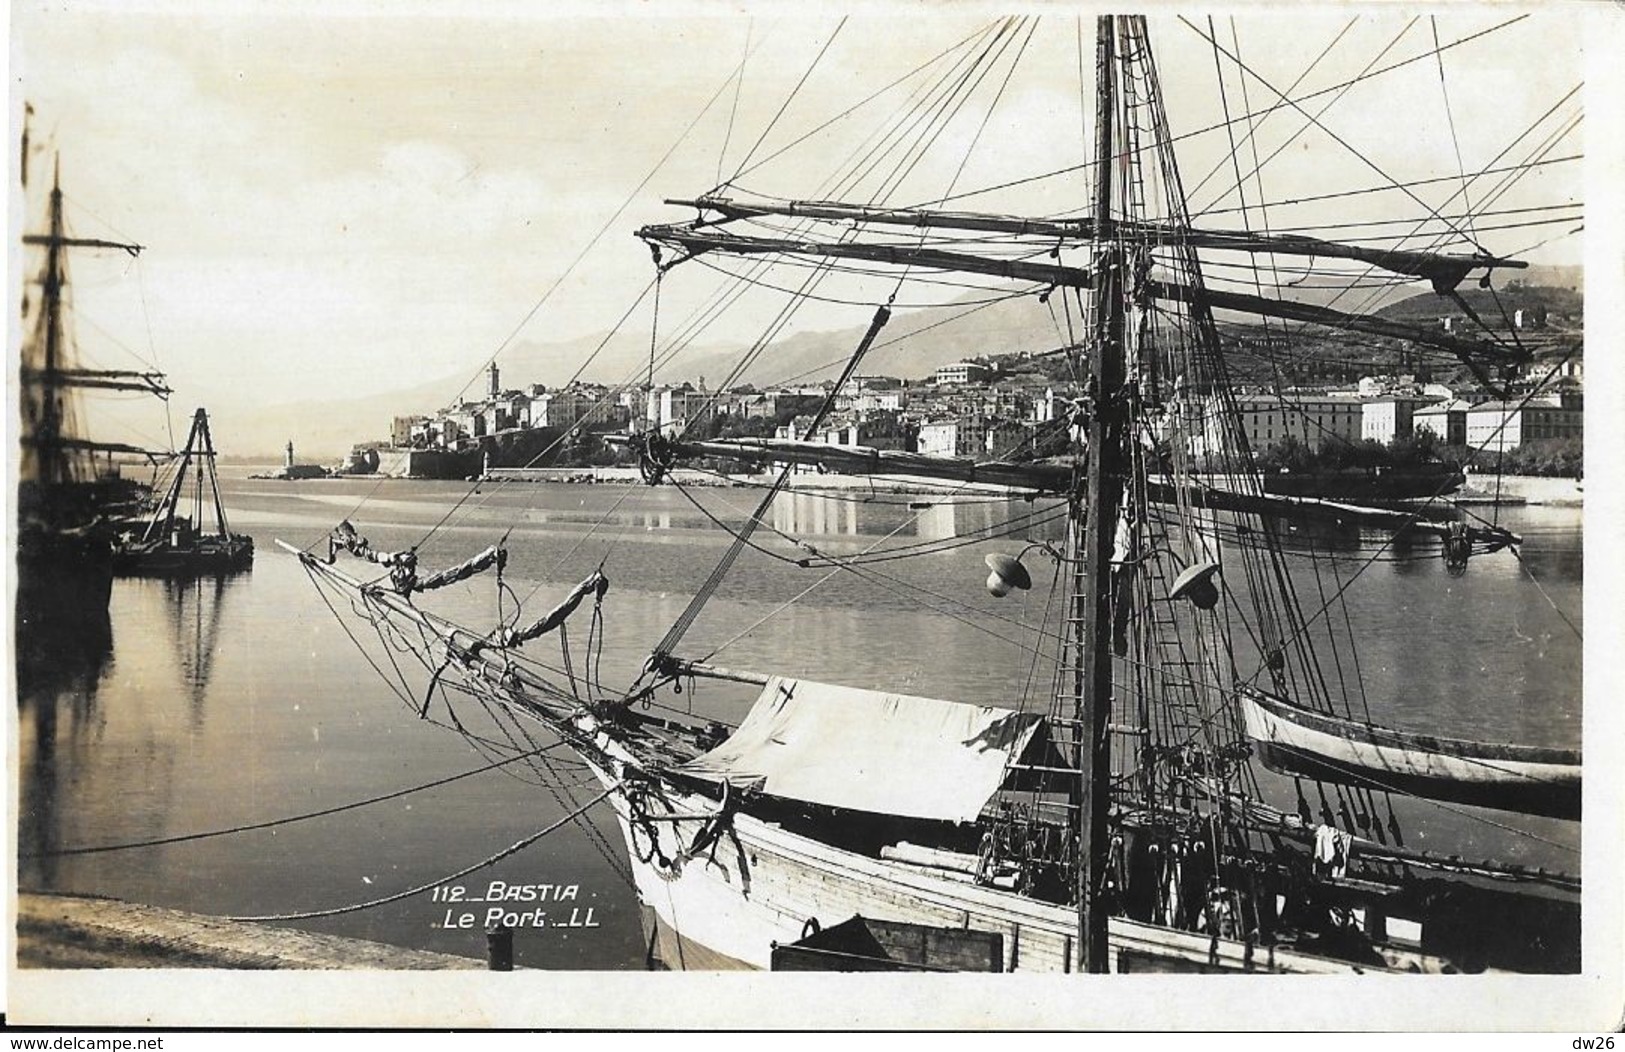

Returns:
20,742,576,859
226,784,619,923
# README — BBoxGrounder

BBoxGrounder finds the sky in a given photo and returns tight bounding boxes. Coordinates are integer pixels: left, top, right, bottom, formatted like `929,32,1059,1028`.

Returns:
6,1,1598,457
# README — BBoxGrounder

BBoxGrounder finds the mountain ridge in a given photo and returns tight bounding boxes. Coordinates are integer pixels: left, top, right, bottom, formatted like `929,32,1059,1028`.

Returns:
225,267,1582,459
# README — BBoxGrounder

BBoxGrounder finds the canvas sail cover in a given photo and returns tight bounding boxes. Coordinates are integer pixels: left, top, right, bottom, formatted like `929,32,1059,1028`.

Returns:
676,675,1050,823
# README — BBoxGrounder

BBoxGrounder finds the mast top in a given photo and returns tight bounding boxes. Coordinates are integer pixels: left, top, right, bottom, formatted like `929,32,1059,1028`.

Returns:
26,154,144,257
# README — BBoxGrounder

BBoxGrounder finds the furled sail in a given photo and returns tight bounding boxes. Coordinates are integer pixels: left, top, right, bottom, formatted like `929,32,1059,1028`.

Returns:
327,523,505,596
635,225,1530,380
663,194,1527,291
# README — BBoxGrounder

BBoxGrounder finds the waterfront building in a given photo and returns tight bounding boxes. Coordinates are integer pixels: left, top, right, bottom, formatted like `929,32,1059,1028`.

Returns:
392,415,429,447
1200,391,1364,456
1362,396,1439,445
916,415,1026,458
1414,400,1470,446
1464,400,1583,454
534,386,626,432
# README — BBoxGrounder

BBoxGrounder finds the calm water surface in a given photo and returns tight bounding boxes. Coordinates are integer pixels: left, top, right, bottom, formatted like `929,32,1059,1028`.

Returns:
15,471,1584,969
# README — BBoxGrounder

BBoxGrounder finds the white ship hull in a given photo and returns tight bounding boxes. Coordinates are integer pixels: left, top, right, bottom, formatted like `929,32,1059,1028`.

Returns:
583,749,1431,975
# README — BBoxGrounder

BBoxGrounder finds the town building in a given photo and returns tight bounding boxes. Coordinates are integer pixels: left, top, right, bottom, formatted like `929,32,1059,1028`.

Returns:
534,386,627,432
1464,400,1583,454
1032,387,1064,424
749,390,824,420
979,385,1032,422
1201,391,1363,457
917,419,971,458
985,419,1030,459
1362,396,1439,445
933,361,992,386
914,415,1028,458
392,415,429,447
645,384,716,436
1413,399,1470,447
836,387,907,415
776,415,816,442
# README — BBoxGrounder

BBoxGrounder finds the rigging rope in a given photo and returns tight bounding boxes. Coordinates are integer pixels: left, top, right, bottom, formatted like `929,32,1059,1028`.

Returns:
409,277,661,555
645,301,892,667
633,18,1026,444
1510,546,1583,640
667,20,1027,426
1430,16,1476,244
634,18,1077,676
721,21,1002,190
726,18,847,182
717,19,752,187
918,15,1533,212
19,742,577,859
304,561,419,709
1186,14,1359,213
1233,349,1579,691
1182,16,1487,262
313,33,762,555
1293,85,1579,350
1195,156,1579,220
439,662,633,886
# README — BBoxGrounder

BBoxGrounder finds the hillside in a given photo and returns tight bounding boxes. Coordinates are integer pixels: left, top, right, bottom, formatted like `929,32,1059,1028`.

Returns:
1375,280,1583,326
245,265,1580,460
232,293,1071,458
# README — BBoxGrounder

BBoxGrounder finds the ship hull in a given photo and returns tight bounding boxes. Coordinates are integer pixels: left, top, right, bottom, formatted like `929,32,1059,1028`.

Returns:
1239,690,1580,820
639,905,755,971
1260,467,1465,501
111,537,254,577
584,755,1430,975
14,527,115,698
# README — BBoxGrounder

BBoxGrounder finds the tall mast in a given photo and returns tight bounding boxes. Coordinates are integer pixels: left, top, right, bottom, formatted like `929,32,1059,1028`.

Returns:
21,153,153,489
39,157,67,486
1072,13,1128,975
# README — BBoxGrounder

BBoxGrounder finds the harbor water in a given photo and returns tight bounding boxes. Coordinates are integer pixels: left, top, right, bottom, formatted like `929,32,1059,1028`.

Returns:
15,470,1584,969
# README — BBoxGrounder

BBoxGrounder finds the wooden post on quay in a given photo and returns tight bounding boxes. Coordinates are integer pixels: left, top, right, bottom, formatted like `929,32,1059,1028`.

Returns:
486,923,514,971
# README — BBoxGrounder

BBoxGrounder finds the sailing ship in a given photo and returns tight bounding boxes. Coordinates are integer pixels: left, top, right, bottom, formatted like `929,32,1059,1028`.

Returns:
280,14,1581,974
16,144,170,683
112,407,254,576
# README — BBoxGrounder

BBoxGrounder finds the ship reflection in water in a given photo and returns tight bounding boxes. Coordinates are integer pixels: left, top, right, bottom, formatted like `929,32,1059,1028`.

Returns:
163,574,239,728
16,576,115,889
16,570,245,890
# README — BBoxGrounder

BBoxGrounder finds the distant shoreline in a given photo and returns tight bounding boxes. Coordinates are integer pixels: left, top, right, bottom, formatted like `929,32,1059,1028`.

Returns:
289,465,1582,506
218,460,1583,506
